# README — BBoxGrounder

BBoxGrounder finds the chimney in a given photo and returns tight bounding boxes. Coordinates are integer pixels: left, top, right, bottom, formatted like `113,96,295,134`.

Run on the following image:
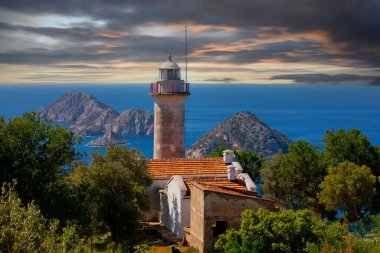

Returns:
227,165,236,181
223,150,235,164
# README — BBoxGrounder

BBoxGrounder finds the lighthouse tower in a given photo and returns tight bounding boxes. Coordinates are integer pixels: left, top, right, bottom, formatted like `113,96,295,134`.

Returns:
150,54,190,159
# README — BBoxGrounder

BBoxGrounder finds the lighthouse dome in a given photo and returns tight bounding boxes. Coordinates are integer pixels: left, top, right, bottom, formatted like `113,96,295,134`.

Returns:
160,55,180,70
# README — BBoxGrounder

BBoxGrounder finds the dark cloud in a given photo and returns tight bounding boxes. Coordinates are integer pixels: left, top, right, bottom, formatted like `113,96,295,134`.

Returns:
0,0,379,71
1,0,379,46
271,73,377,83
204,77,237,83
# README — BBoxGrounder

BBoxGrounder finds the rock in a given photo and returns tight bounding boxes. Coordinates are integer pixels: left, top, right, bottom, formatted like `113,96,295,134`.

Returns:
110,109,154,136
86,130,126,147
185,111,292,158
41,91,119,135
40,91,153,136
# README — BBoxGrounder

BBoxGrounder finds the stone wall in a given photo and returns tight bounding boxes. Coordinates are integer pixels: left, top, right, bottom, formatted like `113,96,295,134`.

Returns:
188,182,278,253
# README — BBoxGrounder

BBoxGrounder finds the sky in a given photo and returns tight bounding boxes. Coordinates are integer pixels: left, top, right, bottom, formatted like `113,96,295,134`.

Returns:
0,0,379,84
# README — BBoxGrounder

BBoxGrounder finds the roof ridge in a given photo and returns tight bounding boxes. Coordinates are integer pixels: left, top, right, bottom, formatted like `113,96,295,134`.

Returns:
149,157,223,161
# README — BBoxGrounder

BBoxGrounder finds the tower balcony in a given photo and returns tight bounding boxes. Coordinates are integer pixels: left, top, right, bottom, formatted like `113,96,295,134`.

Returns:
150,82,190,96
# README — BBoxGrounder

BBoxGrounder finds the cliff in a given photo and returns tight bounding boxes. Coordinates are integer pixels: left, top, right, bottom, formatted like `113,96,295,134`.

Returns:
86,130,126,147
41,91,153,137
185,111,292,158
109,109,153,136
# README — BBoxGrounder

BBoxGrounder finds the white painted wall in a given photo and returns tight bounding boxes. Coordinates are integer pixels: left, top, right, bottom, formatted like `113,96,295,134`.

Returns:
159,176,190,238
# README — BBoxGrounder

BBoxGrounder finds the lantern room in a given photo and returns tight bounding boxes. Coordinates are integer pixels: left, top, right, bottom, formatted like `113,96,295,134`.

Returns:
159,54,181,80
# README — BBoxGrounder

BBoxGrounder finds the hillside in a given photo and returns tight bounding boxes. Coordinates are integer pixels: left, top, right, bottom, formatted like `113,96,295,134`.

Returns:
186,111,292,158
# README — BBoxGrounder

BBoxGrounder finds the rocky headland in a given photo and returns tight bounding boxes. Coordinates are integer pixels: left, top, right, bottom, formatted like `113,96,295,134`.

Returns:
186,111,292,158
41,91,153,146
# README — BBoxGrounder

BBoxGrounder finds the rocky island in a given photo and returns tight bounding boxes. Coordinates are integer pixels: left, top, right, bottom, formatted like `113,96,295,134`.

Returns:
41,91,153,146
186,111,292,158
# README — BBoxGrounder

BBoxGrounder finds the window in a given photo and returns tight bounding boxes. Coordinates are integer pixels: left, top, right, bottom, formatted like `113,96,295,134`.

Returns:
212,221,228,237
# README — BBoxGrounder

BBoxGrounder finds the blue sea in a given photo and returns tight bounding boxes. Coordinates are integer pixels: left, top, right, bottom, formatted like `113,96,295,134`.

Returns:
1,84,380,161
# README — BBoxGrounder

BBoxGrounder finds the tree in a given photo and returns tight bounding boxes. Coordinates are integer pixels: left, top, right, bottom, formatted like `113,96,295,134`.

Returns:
70,146,152,250
261,141,328,214
208,147,262,182
323,129,380,214
322,129,379,174
0,112,80,221
318,161,377,221
215,209,346,253
0,182,85,253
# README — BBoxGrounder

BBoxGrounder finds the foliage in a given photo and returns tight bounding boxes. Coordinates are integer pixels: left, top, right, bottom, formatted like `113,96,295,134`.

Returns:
322,129,379,172
215,209,346,253
235,151,262,183
207,146,227,158
261,141,330,216
0,112,80,221
70,146,152,250
0,182,85,253
208,147,262,182
323,128,380,213
318,162,376,221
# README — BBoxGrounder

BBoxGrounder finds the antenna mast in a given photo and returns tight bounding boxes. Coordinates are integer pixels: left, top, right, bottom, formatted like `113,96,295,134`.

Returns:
185,25,188,84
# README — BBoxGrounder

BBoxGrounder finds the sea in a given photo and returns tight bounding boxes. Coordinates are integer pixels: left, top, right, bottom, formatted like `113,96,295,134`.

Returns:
1,83,380,162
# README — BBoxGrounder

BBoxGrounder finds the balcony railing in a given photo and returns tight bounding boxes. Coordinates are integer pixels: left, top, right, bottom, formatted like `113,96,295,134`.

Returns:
150,82,190,95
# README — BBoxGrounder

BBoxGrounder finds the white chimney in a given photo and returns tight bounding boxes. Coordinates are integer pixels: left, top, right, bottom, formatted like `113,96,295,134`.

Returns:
227,165,236,181
223,150,235,164
235,165,243,175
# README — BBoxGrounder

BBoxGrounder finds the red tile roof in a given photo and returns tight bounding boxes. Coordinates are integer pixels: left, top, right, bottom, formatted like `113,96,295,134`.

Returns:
184,178,247,193
148,158,228,179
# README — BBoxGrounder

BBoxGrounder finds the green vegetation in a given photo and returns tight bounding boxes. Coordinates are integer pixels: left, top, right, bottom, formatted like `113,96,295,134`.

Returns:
215,209,346,253
0,112,80,222
0,182,85,252
71,146,152,250
0,113,153,252
260,129,379,220
319,162,376,221
261,141,327,213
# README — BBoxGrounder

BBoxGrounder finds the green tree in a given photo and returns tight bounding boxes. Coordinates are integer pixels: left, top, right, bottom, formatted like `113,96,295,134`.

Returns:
215,209,346,253
71,146,152,251
0,112,80,221
322,129,379,174
323,129,380,213
0,182,85,253
261,141,328,215
318,161,377,222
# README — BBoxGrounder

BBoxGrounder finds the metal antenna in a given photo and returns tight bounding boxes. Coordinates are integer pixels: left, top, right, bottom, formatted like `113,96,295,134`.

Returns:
185,25,188,84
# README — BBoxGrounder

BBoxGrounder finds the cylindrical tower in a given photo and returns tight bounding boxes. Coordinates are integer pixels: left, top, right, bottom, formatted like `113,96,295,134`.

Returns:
150,54,190,159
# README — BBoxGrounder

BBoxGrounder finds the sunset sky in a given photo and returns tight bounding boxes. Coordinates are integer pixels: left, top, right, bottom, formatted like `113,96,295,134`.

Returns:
0,0,379,84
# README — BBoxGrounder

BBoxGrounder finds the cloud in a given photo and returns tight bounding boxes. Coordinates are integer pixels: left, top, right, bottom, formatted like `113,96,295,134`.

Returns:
204,77,237,83
0,0,380,83
271,74,377,83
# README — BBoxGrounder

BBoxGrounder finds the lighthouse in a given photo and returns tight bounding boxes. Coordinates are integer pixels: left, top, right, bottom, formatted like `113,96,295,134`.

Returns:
150,54,190,159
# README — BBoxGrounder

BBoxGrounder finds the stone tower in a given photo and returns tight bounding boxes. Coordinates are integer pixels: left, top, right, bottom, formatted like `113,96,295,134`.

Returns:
150,54,190,159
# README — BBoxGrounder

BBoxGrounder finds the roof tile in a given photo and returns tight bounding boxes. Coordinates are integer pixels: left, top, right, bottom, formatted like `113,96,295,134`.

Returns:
148,158,228,179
